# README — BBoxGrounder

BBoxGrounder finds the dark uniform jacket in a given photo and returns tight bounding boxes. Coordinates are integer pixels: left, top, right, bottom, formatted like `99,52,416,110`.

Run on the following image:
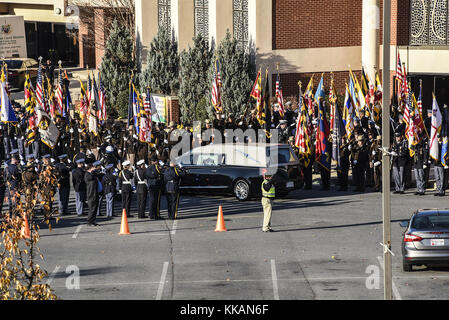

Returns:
102,172,117,195
72,167,86,192
392,139,409,167
55,162,71,189
119,169,134,193
163,167,185,194
84,171,98,201
146,164,163,190
6,163,21,190
134,168,148,194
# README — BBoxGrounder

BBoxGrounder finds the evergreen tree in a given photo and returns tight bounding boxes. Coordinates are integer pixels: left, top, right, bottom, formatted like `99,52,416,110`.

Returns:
208,30,256,118
140,27,179,95
178,34,213,122
99,20,135,117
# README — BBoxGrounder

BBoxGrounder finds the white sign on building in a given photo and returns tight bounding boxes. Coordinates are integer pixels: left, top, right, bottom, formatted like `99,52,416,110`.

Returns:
0,16,27,58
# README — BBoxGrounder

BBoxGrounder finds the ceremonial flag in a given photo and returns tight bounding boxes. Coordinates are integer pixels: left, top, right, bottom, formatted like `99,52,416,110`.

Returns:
97,73,106,121
315,100,330,171
64,71,72,119
314,75,325,103
343,83,354,139
36,107,59,149
262,69,271,136
0,68,17,123
441,104,449,166
211,59,223,114
132,84,140,135
36,59,44,108
295,86,312,167
251,69,263,122
349,69,366,113
56,68,64,116
328,75,338,132
332,102,345,170
417,80,423,118
275,73,285,118
79,80,88,127
304,75,314,117
430,94,443,161
87,73,93,106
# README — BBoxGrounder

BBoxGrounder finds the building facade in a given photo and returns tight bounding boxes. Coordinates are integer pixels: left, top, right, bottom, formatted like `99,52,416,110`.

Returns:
136,0,449,108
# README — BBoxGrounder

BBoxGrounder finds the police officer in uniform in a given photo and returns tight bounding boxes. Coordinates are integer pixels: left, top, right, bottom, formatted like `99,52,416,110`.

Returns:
434,135,445,196
163,160,186,220
6,151,21,216
352,135,368,192
261,170,277,232
146,155,163,220
371,135,383,192
338,136,351,191
102,163,117,218
413,139,426,196
135,159,148,219
55,154,71,216
84,159,101,226
391,132,408,194
72,158,86,216
119,160,134,218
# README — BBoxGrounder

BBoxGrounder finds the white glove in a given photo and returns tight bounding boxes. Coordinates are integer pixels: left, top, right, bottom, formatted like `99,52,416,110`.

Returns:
124,137,128,141
353,160,358,165
391,152,398,157
164,139,168,144
348,145,352,151
372,151,376,156
70,128,74,133
375,125,380,130
374,161,381,167
159,161,164,166
179,163,183,168
423,165,427,169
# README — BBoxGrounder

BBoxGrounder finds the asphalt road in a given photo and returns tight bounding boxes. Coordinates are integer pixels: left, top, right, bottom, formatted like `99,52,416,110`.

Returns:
29,183,449,301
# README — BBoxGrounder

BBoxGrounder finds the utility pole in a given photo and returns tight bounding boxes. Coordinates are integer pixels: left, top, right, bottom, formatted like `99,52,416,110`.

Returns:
382,0,393,301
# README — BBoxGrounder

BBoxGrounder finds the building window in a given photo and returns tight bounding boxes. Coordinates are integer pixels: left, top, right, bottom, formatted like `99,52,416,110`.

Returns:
194,0,209,40
410,0,449,45
233,0,248,48
158,0,171,35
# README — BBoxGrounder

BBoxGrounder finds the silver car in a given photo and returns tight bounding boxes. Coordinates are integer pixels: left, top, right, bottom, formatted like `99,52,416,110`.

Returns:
400,209,449,272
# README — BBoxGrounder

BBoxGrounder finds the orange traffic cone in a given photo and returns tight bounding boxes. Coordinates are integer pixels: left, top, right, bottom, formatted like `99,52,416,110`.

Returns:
119,209,131,235
215,206,227,232
21,214,31,240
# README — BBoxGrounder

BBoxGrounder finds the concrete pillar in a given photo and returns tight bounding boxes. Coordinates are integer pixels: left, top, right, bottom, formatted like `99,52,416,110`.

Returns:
135,0,158,68
208,0,233,48
94,8,105,69
362,0,380,81
171,0,195,52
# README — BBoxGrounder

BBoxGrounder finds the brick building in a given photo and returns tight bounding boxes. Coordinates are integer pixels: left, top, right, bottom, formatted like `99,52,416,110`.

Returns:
136,0,449,109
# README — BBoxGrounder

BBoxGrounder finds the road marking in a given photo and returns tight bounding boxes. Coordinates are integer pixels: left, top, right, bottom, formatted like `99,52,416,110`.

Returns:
156,261,169,300
271,259,280,300
171,220,178,235
377,256,402,300
72,225,83,239
46,266,61,285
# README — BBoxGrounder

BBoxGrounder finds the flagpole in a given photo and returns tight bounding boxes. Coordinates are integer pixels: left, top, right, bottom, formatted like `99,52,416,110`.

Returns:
381,0,393,301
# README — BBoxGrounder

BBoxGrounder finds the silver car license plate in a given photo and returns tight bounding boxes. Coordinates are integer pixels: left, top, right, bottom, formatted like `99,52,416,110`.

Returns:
431,239,445,246
286,182,294,188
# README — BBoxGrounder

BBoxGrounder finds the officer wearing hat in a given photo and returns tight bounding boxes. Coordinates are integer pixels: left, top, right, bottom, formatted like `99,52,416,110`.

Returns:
84,158,101,226
55,154,71,216
413,138,426,196
146,154,163,220
119,160,134,218
163,160,186,220
102,163,117,218
261,169,278,232
72,158,87,216
6,151,21,216
391,132,408,194
278,120,290,144
433,134,445,196
135,159,148,219
352,135,369,192
371,135,383,192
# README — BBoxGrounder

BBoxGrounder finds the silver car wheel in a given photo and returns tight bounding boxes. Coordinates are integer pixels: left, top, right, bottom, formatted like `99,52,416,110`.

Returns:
234,180,249,201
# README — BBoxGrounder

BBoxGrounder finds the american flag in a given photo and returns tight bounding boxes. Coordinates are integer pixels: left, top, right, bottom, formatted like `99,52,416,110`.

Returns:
36,60,43,108
139,92,152,145
403,84,412,127
56,69,64,115
211,59,223,113
87,74,93,106
396,52,403,82
275,73,285,118
417,80,423,118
